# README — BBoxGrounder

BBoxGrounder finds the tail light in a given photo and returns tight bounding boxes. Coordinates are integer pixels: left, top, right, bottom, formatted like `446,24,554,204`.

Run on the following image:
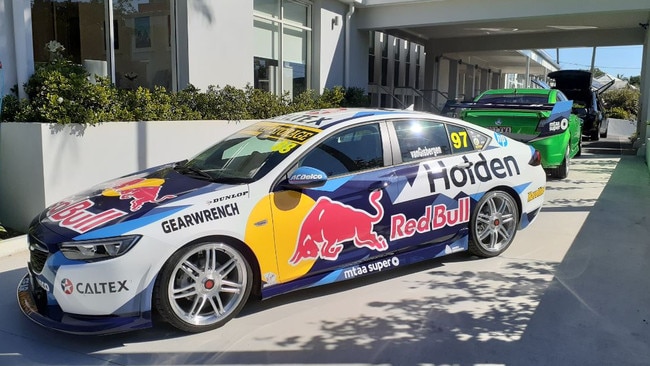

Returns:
528,148,542,166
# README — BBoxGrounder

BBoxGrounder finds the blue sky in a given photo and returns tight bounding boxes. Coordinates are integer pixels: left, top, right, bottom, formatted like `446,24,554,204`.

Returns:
542,46,643,79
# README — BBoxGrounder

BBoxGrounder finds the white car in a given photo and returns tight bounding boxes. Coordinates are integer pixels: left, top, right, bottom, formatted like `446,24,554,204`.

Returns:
18,108,546,334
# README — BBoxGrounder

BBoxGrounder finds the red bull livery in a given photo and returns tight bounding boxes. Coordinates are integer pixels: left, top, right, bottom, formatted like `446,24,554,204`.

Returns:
18,108,546,334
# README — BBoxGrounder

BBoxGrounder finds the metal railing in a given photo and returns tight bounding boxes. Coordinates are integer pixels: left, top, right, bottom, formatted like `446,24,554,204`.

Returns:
368,84,448,114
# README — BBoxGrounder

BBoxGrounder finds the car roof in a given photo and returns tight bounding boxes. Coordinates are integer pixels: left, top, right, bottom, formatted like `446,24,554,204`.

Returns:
267,108,439,130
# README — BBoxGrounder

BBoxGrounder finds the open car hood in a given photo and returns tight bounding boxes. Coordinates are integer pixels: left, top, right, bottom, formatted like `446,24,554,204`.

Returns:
547,69,616,95
548,70,592,92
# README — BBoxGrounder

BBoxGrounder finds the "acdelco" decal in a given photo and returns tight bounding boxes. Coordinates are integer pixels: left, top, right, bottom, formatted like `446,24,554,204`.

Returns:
424,153,520,193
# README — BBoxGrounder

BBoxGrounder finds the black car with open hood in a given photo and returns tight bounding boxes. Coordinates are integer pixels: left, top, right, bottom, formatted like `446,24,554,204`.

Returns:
548,70,614,141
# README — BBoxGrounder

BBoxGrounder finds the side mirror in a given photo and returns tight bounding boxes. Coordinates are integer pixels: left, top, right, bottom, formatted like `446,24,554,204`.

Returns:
287,166,328,189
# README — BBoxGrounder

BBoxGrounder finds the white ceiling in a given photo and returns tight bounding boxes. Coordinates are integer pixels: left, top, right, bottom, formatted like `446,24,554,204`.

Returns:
350,0,650,75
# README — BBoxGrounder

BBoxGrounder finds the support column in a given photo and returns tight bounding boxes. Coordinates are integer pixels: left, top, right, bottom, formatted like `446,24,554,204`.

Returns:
637,26,649,157
12,0,34,99
423,42,437,112
448,59,459,102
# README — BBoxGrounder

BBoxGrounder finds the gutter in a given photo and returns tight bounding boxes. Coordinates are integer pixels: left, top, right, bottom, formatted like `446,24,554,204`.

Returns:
341,0,362,87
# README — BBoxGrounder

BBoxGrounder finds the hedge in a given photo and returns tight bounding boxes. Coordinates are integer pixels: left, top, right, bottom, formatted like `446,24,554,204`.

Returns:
1,56,370,124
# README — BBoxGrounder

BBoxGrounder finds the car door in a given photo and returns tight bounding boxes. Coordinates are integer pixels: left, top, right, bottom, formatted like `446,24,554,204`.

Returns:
384,118,489,253
268,122,395,284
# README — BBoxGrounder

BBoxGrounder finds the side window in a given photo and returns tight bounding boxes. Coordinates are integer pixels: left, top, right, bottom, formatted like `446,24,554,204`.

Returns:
447,124,474,153
449,124,490,152
394,120,451,162
299,124,383,176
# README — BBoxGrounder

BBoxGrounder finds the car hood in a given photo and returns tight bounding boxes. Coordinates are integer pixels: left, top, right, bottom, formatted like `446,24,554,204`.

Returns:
31,163,238,248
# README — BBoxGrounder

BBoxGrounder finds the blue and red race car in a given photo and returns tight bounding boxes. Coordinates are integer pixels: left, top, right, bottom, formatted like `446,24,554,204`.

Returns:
18,108,546,334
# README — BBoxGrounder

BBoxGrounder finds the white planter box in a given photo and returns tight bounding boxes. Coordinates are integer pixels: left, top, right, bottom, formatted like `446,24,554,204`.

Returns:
0,120,255,232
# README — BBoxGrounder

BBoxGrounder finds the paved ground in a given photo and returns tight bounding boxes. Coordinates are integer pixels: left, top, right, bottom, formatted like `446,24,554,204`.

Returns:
0,121,648,365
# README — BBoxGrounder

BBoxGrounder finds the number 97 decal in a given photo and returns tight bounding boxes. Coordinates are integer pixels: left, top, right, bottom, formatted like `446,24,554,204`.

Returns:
450,131,468,149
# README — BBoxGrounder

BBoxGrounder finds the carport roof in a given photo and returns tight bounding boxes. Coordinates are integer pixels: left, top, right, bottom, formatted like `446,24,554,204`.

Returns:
346,0,649,75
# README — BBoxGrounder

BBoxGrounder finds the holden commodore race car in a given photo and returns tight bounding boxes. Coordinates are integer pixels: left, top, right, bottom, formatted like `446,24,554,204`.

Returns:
458,88,583,179
18,108,546,334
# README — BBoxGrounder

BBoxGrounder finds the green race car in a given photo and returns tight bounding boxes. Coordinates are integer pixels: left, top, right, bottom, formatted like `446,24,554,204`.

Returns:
458,88,582,179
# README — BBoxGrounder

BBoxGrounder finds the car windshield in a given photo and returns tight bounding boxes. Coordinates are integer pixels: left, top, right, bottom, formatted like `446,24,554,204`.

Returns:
176,122,321,183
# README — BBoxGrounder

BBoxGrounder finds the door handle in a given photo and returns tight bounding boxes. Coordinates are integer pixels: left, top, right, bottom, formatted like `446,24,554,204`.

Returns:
368,180,390,191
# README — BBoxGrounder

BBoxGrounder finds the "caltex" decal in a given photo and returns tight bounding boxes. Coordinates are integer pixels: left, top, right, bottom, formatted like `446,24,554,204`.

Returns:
60,278,129,295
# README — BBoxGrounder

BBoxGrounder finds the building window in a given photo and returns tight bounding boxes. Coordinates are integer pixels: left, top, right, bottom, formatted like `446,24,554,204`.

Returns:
30,0,174,91
254,0,311,98
112,1,173,90
31,1,105,66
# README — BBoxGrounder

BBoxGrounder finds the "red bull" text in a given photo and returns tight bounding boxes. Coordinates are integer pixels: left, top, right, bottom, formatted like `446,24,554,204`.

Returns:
47,200,126,234
390,197,470,241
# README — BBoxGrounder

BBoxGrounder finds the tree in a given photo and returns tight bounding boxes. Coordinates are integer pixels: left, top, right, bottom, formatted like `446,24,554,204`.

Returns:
592,67,606,78
602,88,640,120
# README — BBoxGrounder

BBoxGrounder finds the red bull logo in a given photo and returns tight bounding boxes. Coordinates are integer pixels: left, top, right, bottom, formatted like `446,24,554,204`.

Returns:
102,178,176,212
289,190,388,265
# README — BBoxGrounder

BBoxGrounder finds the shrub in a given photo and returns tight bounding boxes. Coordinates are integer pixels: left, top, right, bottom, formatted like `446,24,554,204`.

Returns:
342,87,371,107
607,106,631,120
1,42,372,124
244,85,289,118
602,88,639,121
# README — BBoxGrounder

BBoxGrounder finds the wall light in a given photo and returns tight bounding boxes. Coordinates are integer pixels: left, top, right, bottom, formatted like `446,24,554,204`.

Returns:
332,16,339,29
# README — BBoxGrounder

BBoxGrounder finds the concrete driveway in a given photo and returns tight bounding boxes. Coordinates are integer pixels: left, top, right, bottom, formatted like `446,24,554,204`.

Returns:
0,121,648,365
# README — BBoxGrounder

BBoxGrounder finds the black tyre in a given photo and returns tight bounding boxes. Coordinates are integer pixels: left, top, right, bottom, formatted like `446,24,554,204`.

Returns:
551,145,570,179
590,128,600,141
576,135,582,157
600,128,608,138
468,190,519,257
154,241,253,333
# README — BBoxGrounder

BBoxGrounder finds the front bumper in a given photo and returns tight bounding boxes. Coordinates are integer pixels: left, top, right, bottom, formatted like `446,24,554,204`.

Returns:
17,272,152,335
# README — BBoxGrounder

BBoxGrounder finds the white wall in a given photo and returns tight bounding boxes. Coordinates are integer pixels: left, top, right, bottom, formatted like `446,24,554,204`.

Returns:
0,120,255,232
181,1,255,90
317,2,345,89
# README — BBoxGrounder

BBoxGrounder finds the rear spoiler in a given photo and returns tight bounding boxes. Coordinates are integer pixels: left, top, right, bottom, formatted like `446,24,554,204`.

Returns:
451,102,556,111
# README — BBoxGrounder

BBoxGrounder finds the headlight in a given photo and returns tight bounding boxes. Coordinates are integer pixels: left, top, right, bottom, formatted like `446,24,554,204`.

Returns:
59,235,141,261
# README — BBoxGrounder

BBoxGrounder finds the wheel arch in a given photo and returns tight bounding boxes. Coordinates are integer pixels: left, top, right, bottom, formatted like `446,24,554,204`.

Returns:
153,235,263,303
486,185,523,224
